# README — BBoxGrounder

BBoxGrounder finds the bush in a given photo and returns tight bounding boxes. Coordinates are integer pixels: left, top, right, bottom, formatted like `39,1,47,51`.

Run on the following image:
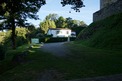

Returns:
45,37,76,43
39,34,76,43
71,27,86,36
16,36,28,47
0,44,6,60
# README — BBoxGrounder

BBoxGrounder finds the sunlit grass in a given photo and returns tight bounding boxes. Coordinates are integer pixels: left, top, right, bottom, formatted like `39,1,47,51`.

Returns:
31,44,41,48
28,50,36,53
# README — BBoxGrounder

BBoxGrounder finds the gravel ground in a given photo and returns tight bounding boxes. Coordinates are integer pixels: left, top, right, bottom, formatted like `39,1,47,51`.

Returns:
41,42,70,57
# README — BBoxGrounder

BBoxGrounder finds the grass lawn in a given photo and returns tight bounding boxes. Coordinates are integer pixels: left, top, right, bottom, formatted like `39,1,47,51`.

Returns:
66,41,122,79
0,42,122,81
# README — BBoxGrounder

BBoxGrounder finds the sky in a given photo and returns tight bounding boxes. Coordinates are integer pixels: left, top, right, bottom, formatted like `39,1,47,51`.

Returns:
27,0,100,27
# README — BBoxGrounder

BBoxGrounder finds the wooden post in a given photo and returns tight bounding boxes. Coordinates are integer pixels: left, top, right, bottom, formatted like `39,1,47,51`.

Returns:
67,36,70,42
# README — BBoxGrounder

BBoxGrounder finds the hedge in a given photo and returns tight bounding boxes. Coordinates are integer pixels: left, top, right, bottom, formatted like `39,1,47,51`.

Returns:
39,37,76,43
0,44,6,60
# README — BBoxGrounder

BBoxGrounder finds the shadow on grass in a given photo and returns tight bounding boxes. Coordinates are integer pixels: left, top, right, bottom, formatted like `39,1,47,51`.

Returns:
0,43,122,81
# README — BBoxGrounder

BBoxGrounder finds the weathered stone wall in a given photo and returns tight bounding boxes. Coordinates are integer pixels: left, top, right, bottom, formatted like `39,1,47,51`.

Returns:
93,0,122,22
100,0,118,9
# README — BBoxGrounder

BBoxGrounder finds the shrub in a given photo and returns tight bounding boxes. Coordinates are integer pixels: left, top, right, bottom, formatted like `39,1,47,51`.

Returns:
16,36,28,47
45,37,76,43
71,27,86,36
0,44,6,60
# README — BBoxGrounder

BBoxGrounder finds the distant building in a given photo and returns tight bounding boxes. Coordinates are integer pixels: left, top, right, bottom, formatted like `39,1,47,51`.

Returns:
0,29,9,32
47,28,76,37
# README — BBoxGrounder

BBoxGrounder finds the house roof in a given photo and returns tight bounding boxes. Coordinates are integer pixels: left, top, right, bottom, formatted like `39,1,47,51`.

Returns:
48,28,71,30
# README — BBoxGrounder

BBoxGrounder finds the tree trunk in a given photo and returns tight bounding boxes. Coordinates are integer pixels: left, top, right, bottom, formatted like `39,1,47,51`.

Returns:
11,18,16,49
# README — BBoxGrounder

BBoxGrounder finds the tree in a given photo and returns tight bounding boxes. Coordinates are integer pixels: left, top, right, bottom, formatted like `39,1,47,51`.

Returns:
0,0,46,49
45,13,58,21
65,17,87,36
15,27,29,46
65,17,87,28
40,20,56,34
61,0,84,12
79,21,87,27
0,0,84,49
27,24,36,32
56,16,67,28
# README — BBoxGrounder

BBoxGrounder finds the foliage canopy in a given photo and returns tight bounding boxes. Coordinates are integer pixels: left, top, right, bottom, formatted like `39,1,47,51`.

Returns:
0,0,84,49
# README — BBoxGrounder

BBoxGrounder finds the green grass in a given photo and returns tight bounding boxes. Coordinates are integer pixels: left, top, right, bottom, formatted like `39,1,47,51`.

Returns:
1,13,122,80
0,42,122,80
0,44,29,74
67,42,122,78
77,13,122,50
0,44,64,81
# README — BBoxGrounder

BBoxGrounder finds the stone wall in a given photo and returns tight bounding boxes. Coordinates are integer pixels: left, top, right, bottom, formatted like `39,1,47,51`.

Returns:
93,0,122,22
100,0,118,9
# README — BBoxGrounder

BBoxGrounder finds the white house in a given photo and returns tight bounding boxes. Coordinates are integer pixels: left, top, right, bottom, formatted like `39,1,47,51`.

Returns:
47,28,76,37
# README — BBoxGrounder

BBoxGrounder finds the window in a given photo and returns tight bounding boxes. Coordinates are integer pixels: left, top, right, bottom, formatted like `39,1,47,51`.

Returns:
66,31,69,34
56,30,62,34
56,31,60,34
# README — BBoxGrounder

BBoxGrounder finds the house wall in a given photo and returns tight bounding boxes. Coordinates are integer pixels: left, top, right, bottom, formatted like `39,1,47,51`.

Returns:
47,29,71,37
57,30,71,37
47,30,52,35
